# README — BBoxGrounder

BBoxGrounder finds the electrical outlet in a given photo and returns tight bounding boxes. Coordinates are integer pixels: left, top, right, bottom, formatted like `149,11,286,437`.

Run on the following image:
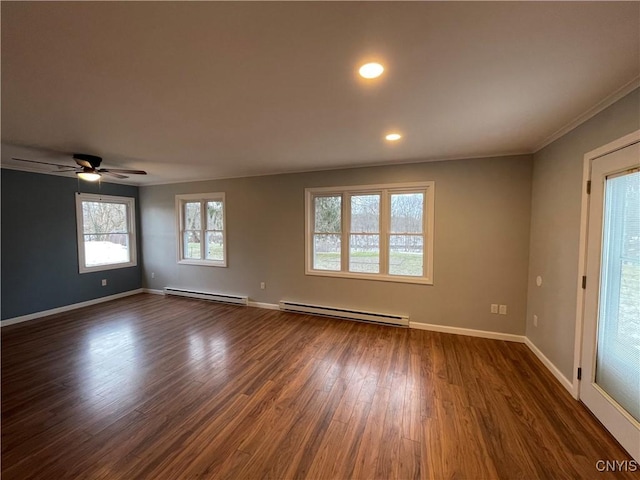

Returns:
499,305,507,315
490,304,498,314
260,282,266,290
151,272,155,279
101,279,107,287
533,314,538,327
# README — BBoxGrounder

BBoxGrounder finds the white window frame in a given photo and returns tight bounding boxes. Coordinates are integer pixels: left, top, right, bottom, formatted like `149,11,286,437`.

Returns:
305,181,435,285
175,192,227,267
75,193,137,274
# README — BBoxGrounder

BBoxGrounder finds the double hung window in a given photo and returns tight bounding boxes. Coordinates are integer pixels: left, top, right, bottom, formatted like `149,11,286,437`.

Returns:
176,193,227,266
75,193,137,273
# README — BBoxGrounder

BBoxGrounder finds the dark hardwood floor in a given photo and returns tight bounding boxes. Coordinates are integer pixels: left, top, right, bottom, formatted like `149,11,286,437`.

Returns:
1,293,634,479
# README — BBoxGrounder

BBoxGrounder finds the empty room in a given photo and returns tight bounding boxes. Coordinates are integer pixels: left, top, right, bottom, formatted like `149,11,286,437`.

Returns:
1,1,639,479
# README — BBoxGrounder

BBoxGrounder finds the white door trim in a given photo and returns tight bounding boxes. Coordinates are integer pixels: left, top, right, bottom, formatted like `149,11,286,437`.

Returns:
574,130,640,400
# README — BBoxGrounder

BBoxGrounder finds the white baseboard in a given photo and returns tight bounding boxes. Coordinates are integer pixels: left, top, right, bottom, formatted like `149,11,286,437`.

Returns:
248,301,279,310
248,304,526,343
410,321,526,343
142,288,165,295
246,301,528,341
1,288,144,327
524,337,576,397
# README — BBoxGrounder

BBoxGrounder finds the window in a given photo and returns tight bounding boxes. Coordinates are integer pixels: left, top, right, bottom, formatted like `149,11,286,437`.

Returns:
305,182,434,284
176,193,227,266
75,193,137,273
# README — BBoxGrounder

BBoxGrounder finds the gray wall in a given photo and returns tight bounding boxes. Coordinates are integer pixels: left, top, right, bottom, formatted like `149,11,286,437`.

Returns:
526,88,640,380
1,169,142,320
141,155,533,334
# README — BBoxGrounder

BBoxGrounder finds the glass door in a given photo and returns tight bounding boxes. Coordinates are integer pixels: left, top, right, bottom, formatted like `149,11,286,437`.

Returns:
581,141,640,461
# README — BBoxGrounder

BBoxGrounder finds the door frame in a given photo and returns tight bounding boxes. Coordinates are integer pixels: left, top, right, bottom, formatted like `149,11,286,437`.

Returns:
574,129,640,400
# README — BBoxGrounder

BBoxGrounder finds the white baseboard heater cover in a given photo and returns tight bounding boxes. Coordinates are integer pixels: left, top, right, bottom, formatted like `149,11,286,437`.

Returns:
278,301,408,327
164,287,248,306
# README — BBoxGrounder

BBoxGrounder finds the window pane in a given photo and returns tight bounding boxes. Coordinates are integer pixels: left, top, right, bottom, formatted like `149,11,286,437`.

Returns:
207,201,223,230
314,196,341,233
184,202,201,230
206,231,224,261
391,193,423,233
389,235,424,276
84,234,130,266
184,231,201,259
82,202,127,234
349,234,379,273
350,194,380,233
595,171,640,421
313,234,341,270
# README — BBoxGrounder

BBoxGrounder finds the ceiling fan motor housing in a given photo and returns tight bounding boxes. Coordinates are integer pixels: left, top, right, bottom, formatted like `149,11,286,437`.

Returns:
73,153,102,168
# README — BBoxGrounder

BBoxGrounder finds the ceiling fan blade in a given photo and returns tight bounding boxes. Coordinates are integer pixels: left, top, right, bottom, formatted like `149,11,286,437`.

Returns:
99,168,147,175
73,153,102,169
74,159,93,168
101,171,129,179
11,157,75,169
11,156,148,178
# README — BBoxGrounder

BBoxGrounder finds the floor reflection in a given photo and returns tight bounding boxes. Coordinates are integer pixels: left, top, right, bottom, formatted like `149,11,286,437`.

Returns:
82,321,138,406
188,332,228,374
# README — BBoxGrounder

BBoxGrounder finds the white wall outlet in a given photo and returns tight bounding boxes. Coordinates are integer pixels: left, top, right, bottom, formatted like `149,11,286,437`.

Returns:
151,272,155,279
260,282,266,290
490,304,498,314
533,314,538,327
499,305,507,315
101,279,107,286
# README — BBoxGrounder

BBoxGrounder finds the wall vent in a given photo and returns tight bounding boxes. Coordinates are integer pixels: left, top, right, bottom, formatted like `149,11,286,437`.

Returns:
164,287,248,306
278,301,408,327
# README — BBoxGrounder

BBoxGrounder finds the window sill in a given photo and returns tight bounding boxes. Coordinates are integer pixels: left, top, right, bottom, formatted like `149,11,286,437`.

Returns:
305,269,433,285
79,261,137,274
178,259,227,268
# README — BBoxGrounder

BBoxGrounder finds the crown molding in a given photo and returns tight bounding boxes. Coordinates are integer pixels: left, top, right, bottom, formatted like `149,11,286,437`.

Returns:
534,76,640,153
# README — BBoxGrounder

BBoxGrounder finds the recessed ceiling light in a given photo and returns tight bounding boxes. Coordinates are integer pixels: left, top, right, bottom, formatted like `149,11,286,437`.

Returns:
385,133,402,141
359,62,384,79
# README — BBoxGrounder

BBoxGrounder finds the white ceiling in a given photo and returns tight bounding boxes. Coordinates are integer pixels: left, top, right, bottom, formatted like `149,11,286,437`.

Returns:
2,1,639,185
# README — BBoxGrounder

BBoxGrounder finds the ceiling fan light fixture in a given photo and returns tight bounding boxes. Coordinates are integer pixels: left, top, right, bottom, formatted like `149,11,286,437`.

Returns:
77,171,101,182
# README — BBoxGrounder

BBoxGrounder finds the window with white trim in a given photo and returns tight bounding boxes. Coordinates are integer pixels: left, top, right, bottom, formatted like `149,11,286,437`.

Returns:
75,193,137,273
176,193,227,266
305,182,434,284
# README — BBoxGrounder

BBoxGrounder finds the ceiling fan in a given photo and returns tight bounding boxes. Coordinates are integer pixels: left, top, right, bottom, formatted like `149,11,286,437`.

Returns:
10,153,147,181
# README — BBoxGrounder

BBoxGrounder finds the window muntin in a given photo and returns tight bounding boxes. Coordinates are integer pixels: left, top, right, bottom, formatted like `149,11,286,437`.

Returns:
305,182,434,284
176,193,227,267
75,193,137,273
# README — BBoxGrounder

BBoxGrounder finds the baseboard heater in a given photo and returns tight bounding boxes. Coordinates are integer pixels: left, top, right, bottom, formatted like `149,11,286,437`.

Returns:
164,287,248,306
278,301,409,327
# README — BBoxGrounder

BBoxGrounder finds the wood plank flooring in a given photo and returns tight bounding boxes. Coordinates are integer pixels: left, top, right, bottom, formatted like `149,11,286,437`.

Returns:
1,293,634,479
